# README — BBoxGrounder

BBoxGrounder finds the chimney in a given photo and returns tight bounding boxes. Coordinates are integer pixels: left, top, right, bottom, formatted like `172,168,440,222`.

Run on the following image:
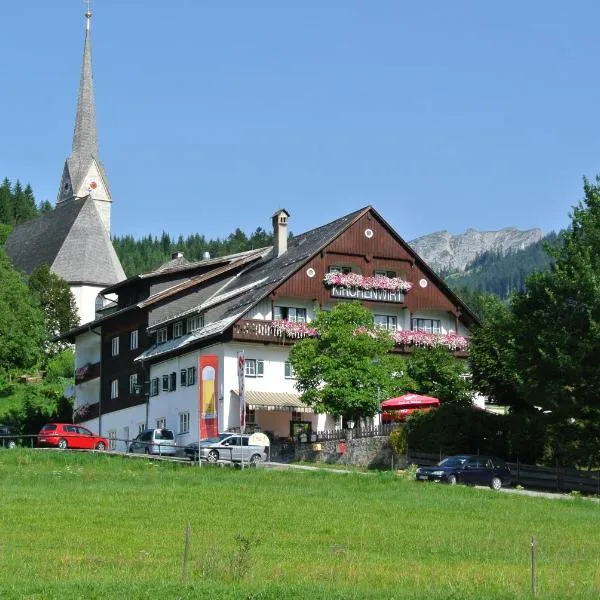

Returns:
272,209,290,257
171,251,184,259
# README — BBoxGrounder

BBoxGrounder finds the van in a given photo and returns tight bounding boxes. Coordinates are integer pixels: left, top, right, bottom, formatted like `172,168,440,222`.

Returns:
128,428,177,455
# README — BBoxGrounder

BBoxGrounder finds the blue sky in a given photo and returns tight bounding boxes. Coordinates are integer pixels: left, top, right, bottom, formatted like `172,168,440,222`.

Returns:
2,1,600,242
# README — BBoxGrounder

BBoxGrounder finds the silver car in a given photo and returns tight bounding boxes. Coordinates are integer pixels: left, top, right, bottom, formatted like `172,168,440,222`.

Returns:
199,434,267,464
128,428,177,456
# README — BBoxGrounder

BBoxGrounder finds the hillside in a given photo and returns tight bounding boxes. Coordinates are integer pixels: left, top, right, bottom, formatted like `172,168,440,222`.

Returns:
410,227,544,274
446,232,559,299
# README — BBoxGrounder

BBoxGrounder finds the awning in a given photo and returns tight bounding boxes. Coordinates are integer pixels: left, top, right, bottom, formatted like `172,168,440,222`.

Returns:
231,390,312,413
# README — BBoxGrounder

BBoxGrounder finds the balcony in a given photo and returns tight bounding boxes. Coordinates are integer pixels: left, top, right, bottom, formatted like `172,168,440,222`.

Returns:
75,361,101,385
232,320,316,344
232,319,469,356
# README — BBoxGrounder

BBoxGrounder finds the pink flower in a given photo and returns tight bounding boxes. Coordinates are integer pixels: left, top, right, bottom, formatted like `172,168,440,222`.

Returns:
323,272,413,292
391,330,469,351
273,320,318,338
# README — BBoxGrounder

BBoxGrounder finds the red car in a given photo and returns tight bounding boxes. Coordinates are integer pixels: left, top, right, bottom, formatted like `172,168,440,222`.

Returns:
37,423,108,451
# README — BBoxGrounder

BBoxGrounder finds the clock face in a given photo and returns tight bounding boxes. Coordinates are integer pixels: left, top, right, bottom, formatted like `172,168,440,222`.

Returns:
89,181,98,190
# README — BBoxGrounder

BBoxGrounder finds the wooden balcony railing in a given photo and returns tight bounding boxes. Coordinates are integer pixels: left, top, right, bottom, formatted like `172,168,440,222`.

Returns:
232,319,469,355
232,320,314,344
75,361,101,385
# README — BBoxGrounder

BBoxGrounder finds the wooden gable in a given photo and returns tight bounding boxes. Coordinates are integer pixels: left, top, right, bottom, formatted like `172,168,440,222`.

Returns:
273,208,473,324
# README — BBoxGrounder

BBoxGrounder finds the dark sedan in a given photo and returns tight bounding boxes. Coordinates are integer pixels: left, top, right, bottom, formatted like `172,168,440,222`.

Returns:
415,455,512,490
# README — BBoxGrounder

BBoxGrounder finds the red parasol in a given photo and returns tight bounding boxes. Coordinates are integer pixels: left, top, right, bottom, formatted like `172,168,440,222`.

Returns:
381,394,440,409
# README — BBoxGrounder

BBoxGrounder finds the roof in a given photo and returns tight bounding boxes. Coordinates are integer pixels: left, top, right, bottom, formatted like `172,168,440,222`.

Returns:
5,196,125,285
231,390,312,412
137,207,368,361
102,248,270,295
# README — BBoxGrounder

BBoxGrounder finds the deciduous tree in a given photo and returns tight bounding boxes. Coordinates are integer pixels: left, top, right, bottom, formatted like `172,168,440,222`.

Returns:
289,302,394,422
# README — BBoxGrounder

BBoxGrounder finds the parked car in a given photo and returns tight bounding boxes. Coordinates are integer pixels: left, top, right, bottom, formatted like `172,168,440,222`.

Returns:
186,433,267,464
37,423,108,451
415,455,512,490
128,428,177,456
0,424,19,449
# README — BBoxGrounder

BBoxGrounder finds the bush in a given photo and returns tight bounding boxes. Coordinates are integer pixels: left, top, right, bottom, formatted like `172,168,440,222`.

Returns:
405,403,508,457
388,426,408,455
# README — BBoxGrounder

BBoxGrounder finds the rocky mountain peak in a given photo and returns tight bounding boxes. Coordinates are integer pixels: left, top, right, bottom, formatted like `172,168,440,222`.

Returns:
409,227,544,273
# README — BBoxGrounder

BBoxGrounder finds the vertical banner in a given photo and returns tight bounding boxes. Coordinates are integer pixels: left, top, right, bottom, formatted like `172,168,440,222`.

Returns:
199,355,219,439
237,351,246,432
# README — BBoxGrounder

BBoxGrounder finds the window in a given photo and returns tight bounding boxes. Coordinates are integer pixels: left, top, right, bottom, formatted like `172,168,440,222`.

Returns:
245,359,264,377
180,368,188,387
173,321,183,338
329,265,351,274
411,318,442,334
274,306,307,323
111,336,119,356
284,361,295,379
156,418,166,429
179,412,190,434
108,430,117,450
187,366,196,386
374,315,398,331
375,270,396,278
110,379,118,399
156,328,167,344
162,374,169,392
130,330,138,350
170,372,177,391
246,409,256,425
187,314,203,333
129,373,138,394
150,378,159,396
138,423,146,435
291,411,302,421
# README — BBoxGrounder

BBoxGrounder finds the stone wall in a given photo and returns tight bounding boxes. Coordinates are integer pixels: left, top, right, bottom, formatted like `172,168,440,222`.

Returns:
294,435,407,469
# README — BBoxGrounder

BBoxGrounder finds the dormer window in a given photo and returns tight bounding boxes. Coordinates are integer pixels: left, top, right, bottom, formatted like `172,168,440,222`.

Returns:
173,322,183,338
156,328,168,344
375,270,397,278
187,314,203,333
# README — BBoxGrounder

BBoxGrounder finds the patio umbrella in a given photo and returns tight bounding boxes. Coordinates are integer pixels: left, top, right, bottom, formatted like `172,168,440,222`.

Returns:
381,394,440,409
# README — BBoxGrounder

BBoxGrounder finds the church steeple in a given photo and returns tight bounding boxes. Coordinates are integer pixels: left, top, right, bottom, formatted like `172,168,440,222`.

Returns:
57,4,112,235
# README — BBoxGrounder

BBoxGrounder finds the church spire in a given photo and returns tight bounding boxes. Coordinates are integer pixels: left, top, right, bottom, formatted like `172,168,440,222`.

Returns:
57,3,112,235
72,6,98,161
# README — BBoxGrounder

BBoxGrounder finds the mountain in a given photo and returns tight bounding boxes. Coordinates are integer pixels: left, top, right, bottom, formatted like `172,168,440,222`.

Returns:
409,227,544,274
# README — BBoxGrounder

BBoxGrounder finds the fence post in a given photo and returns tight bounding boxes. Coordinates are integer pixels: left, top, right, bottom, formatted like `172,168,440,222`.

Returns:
517,458,520,485
531,536,537,595
182,523,191,584
556,458,559,492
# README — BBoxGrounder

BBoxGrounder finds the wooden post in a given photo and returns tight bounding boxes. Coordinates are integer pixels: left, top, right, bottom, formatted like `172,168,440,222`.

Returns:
531,536,537,595
182,524,191,584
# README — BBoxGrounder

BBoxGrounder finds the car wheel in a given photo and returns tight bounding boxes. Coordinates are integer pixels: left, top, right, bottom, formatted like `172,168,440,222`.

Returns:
207,450,218,463
57,438,68,450
446,474,457,486
95,442,106,451
491,476,502,490
250,453,262,465
7,440,16,449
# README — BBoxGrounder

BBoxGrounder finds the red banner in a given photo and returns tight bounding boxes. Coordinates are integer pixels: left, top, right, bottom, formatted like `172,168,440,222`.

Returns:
199,355,219,439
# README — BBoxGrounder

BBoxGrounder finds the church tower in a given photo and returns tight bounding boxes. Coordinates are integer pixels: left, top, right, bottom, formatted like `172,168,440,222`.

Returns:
57,6,112,235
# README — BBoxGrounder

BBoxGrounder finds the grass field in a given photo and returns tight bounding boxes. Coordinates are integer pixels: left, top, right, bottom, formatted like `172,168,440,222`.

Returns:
1,451,599,599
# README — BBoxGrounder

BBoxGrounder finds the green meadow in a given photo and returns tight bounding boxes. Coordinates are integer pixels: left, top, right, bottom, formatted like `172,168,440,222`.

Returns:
1,450,599,599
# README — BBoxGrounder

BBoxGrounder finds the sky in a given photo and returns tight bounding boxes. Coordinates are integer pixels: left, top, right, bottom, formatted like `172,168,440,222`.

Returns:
2,1,600,243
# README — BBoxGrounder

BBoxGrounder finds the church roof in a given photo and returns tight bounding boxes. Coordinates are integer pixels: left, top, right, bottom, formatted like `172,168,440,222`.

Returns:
5,196,125,286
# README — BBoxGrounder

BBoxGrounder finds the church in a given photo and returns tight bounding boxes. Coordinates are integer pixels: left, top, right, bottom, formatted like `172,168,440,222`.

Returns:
4,7,125,325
